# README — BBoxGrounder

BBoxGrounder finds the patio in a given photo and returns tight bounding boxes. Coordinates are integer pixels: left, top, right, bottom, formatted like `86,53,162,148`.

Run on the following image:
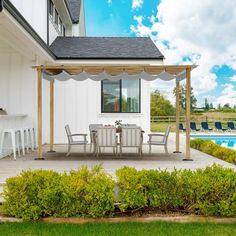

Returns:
0,133,235,186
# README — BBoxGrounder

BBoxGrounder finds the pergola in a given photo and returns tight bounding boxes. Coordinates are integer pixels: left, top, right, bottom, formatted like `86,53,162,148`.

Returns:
33,64,197,160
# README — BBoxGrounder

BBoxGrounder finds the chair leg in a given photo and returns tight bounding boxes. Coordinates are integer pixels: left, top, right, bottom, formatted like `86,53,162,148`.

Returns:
0,132,5,157
149,144,151,155
11,132,17,160
20,130,25,156
164,145,168,154
67,144,71,156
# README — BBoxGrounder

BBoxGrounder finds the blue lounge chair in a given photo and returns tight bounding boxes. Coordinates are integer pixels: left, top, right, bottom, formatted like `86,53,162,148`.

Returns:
190,122,200,131
227,122,236,131
179,123,186,132
215,122,228,132
201,122,213,131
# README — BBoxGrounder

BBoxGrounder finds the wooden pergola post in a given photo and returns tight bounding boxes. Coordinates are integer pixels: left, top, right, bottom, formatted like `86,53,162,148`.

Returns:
36,68,44,160
183,67,193,161
174,79,181,153
48,80,56,152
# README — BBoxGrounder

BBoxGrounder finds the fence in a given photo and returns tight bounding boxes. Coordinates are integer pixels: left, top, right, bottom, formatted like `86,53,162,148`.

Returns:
151,116,236,123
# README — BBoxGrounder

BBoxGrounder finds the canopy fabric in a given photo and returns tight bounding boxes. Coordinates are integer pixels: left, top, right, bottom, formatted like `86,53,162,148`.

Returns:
43,70,186,82
41,65,196,82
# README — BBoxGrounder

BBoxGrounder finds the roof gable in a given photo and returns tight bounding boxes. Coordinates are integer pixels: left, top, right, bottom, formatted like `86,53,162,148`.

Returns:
50,37,164,60
64,0,81,24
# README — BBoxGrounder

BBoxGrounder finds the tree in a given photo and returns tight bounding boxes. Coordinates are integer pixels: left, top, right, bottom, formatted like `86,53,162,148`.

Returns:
173,85,197,111
204,98,210,110
209,103,214,109
151,90,175,116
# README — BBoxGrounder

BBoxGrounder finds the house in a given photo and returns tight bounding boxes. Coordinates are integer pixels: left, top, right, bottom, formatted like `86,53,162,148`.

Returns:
0,0,164,151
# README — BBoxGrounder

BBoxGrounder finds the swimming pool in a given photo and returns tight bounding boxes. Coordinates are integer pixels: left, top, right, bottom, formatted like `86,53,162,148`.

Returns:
191,135,236,150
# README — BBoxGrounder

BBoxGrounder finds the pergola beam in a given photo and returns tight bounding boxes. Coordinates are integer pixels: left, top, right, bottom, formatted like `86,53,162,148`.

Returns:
36,68,43,160
49,80,55,153
174,79,181,153
183,68,192,161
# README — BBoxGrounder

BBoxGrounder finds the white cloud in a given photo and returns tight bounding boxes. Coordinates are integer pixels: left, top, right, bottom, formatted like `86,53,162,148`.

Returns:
230,75,236,82
132,0,144,9
214,83,236,107
130,0,236,105
107,0,112,5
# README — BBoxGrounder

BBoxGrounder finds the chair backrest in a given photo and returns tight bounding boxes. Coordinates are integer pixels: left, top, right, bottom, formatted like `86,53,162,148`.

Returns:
121,124,137,128
121,127,142,147
96,127,117,147
179,123,184,131
163,126,171,143
227,122,235,129
190,122,197,130
215,122,222,130
65,125,73,143
89,124,103,132
201,122,208,130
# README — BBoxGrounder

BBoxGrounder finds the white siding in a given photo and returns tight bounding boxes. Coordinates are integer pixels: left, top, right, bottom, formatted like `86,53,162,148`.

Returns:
9,0,48,42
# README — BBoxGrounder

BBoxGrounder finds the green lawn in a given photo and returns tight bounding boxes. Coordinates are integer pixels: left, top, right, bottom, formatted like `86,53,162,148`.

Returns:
0,222,235,236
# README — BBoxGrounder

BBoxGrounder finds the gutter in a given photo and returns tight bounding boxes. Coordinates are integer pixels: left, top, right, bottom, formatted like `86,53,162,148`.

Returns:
0,0,56,60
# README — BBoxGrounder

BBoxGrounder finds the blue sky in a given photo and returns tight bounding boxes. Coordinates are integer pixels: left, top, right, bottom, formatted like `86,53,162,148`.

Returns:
84,0,236,107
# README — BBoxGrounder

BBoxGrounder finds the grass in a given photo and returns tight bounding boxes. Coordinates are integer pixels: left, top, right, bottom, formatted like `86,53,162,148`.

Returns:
0,222,235,236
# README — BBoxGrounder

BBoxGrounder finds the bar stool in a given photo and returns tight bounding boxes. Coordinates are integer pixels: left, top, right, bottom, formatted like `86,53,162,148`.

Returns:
27,127,36,150
17,127,30,155
0,128,21,159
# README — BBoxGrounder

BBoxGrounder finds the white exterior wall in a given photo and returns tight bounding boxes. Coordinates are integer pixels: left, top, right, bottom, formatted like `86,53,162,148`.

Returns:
0,45,50,145
53,79,150,143
9,0,48,42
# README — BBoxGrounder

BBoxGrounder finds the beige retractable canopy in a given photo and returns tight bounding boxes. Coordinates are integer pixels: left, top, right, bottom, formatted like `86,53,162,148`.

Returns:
33,64,197,161
41,65,196,82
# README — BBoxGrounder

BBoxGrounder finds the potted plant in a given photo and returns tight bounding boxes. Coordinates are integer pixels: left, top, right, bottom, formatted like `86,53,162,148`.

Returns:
115,120,122,132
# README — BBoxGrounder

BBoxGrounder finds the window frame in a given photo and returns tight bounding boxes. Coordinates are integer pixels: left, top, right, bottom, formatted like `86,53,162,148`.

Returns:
101,79,141,114
49,0,54,18
54,9,59,26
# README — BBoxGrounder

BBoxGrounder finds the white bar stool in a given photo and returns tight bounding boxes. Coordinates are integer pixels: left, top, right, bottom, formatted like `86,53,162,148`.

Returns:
27,127,36,150
0,128,21,159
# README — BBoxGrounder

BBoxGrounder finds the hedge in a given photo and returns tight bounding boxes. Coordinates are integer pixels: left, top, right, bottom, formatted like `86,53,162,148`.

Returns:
190,139,236,164
3,166,115,220
116,165,236,216
2,165,236,220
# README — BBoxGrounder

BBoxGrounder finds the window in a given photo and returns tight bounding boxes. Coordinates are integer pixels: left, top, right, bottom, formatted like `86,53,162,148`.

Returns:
49,0,54,17
58,18,62,32
63,25,66,36
101,79,140,113
55,9,59,25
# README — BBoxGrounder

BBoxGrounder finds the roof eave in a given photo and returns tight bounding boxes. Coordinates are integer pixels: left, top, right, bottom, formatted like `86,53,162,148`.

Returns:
0,0,56,60
64,0,79,24
54,57,165,60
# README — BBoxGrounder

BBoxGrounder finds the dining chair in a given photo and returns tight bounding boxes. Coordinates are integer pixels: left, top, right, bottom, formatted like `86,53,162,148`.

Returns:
95,127,118,157
148,126,171,154
89,124,103,153
120,127,143,157
65,125,88,156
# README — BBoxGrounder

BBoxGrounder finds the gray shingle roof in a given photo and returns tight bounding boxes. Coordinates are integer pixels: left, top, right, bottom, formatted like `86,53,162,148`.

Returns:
50,37,164,59
64,0,81,24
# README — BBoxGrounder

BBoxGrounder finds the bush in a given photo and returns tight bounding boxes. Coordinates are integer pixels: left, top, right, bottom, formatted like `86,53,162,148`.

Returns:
3,166,115,220
3,165,236,220
190,139,236,164
116,165,236,216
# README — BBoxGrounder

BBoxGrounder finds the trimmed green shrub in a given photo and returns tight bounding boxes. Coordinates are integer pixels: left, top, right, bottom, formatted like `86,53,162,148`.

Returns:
3,166,115,220
3,165,236,220
116,165,236,216
190,139,236,164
